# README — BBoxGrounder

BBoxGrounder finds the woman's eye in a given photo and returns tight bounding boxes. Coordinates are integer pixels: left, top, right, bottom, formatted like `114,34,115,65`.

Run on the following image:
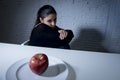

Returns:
54,18,56,21
48,20,52,23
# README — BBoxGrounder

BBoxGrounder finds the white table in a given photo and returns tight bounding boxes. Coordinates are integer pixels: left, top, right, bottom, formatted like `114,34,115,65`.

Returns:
0,42,120,80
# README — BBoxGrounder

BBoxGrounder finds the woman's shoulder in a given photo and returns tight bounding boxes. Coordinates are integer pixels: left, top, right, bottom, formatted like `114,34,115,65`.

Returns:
33,23,49,30
33,23,58,34
34,23,47,28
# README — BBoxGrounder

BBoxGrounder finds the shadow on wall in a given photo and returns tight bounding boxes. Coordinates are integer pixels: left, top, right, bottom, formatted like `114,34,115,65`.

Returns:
71,28,109,53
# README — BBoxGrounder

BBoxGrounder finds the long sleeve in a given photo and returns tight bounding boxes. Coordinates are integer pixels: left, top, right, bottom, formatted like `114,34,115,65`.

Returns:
29,24,61,48
29,23,74,48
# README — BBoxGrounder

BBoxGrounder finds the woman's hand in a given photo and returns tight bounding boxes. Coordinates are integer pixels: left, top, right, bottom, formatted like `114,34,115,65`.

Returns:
58,30,68,40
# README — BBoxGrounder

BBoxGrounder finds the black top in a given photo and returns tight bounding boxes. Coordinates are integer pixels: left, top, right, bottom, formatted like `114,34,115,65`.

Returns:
28,23,74,48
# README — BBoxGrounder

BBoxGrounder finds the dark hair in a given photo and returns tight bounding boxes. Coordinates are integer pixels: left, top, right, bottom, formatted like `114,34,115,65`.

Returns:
35,5,57,26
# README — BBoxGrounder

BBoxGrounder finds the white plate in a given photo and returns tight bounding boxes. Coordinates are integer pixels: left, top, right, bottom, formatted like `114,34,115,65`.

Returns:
6,56,68,80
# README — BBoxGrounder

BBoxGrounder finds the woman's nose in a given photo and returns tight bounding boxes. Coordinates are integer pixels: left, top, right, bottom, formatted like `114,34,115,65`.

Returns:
51,21,55,26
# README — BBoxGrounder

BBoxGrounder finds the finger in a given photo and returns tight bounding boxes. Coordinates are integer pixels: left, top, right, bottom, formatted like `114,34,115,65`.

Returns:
58,30,62,39
62,30,67,39
58,30,63,40
61,30,65,39
58,30,61,33
64,31,68,38
60,33,63,40
61,30,65,40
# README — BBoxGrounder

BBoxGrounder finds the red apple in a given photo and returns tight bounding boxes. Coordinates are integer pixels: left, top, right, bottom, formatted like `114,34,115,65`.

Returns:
29,53,49,75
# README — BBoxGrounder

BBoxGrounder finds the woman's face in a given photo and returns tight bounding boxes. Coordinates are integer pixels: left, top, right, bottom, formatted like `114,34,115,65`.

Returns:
40,13,57,28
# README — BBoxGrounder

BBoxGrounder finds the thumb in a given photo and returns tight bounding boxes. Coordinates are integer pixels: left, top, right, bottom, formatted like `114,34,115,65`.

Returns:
58,30,62,33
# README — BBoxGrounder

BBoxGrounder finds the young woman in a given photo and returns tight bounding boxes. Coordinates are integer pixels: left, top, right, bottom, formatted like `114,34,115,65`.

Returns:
28,5,74,49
